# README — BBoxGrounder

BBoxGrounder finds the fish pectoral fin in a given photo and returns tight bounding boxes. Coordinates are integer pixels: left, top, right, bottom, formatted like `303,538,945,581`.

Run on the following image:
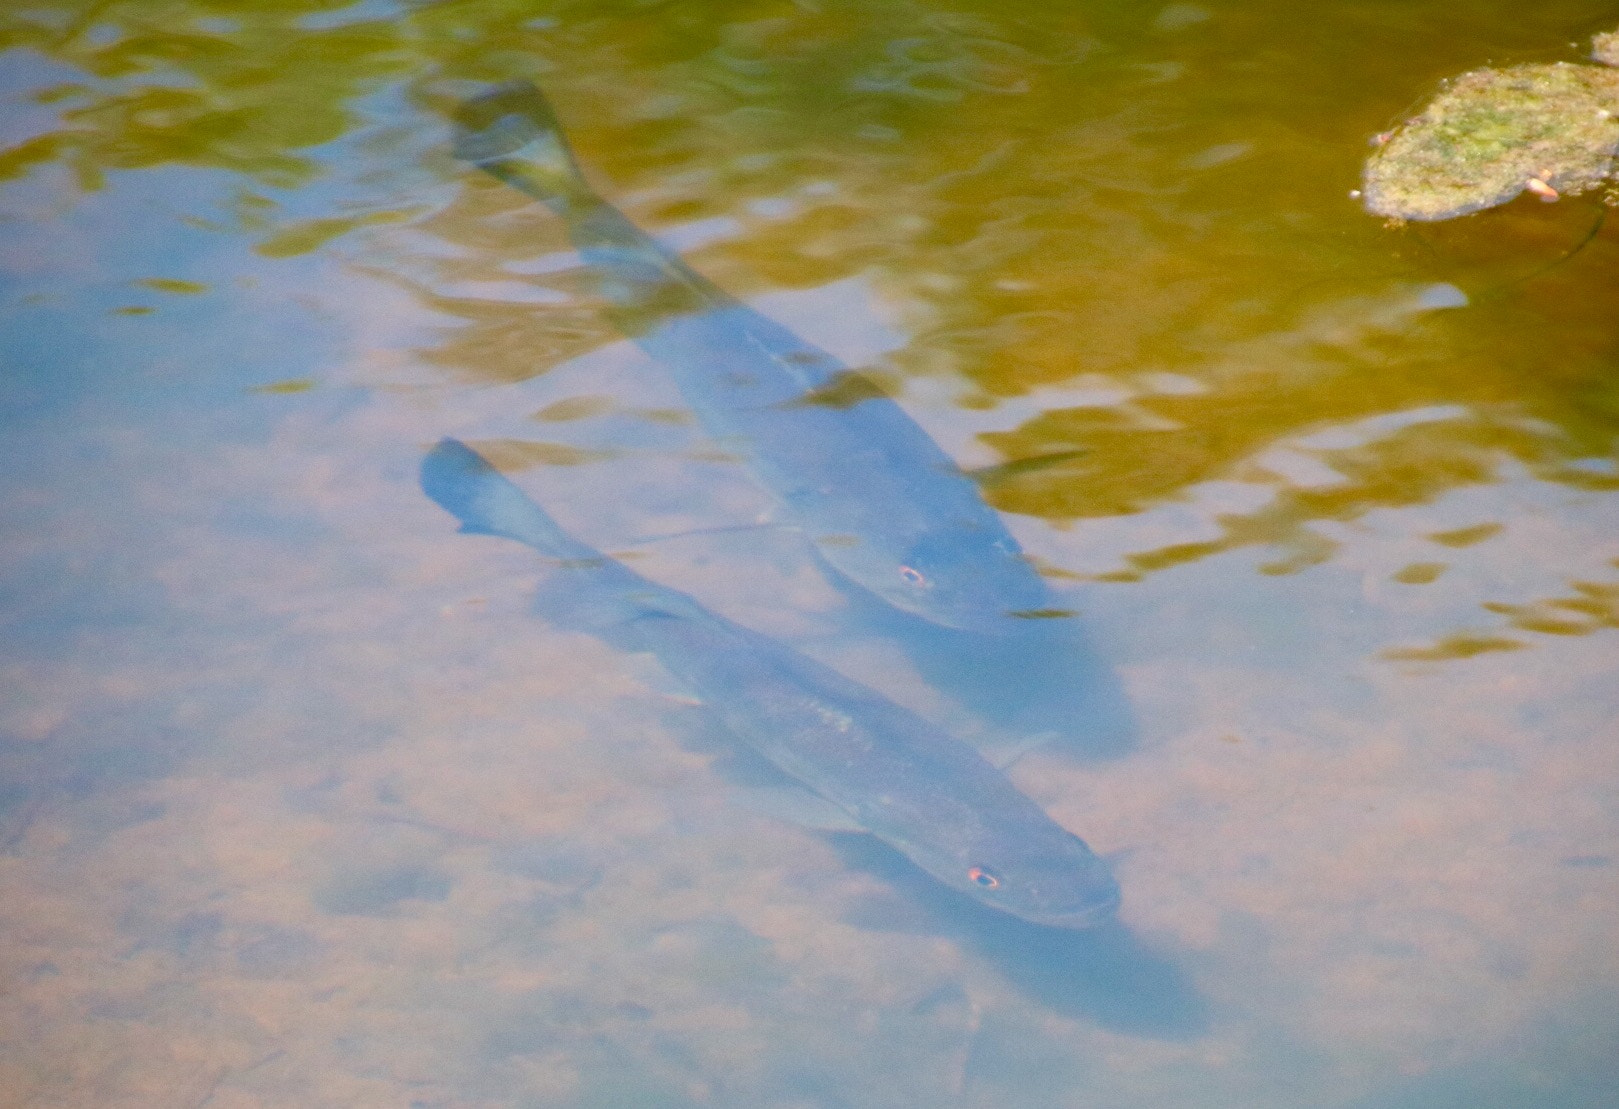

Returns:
732,786,866,833
623,519,787,547
982,729,1059,771
965,449,1091,488
1103,845,1138,868
620,653,702,705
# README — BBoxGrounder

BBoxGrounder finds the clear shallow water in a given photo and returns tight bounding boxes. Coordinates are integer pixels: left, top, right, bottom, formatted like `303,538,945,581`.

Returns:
2,1,1617,1105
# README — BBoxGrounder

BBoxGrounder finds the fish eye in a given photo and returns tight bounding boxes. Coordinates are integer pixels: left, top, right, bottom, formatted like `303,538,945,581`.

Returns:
899,565,927,587
967,866,1000,889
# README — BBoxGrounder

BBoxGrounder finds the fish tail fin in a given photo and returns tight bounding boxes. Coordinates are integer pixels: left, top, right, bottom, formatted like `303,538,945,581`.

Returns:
423,439,695,635
420,438,591,561
452,81,593,208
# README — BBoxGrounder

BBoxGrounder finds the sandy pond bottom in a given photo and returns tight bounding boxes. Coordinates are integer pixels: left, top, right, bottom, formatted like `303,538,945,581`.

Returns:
1,355,1614,1109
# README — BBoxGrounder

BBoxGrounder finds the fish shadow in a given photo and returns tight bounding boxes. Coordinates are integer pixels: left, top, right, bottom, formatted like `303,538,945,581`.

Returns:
837,583,1140,763
829,833,1209,1041
666,720,1203,1039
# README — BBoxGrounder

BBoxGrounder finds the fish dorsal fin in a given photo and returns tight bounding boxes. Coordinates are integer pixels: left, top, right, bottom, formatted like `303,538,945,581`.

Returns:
983,730,1058,771
619,653,702,705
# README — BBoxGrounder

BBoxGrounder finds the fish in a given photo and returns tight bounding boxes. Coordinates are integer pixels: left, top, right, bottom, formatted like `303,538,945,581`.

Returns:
420,437,1120,929
451,81,1053,632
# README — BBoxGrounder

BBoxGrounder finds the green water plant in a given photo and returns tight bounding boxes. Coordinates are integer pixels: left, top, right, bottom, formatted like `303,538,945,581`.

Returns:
1361,29,1619,221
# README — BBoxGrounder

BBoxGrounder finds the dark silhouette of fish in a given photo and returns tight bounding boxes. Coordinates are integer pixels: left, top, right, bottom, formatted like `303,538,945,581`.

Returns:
421,437,1120,928
452,82,1053,632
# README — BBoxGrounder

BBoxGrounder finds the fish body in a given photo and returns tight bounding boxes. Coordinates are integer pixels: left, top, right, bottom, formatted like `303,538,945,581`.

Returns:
421,438,1120,928
452,82,1052,632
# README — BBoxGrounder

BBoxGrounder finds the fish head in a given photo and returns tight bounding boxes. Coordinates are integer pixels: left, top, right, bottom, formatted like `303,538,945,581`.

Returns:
898,818,1121,929
957,835,1122,928
831,527,1053,632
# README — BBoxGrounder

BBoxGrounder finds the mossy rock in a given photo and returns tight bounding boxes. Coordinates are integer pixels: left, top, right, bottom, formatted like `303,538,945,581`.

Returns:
1363,61,1619,221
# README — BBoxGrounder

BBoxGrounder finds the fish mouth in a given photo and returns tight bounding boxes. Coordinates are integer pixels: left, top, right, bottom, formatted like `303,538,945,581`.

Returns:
1019,888,1121,930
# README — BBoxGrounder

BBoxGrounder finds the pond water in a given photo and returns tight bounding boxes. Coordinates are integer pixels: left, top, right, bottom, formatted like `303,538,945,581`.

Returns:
2,1,1617,1106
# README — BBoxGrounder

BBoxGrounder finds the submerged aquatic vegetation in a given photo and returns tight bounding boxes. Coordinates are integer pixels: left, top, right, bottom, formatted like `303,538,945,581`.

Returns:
1362,35,1619,221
